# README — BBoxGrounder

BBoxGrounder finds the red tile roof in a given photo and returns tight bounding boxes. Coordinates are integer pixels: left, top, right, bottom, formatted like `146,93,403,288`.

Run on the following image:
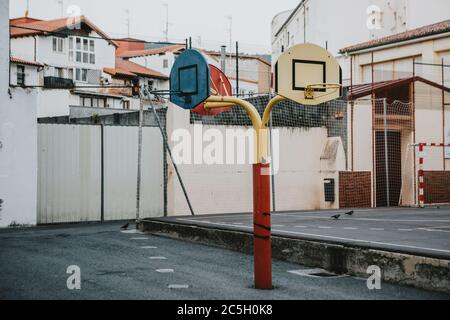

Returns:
104,58,169,80
348,76,450,100
340,20,450,54
204,51,271,66
115,58,168,80
10,56,43,67
103,67,136,78
118,44,186,58
10,15,118,47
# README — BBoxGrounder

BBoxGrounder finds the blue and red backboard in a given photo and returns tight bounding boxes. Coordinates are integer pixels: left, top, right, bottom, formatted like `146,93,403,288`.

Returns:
170,49,211,110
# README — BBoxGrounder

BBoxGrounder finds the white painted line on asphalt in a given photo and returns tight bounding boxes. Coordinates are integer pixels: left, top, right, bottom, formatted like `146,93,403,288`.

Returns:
156,269,174,273
272,229,450,254
168,284,190,289
344,227,358,230
421,225,450,230
272,225,285,227
276,215,450,223
370,228,385,231
141,246,158,249
418,228,450,233
398,229,414,232
149,256,167,260
121,229,141,234
318,226,332,229
130,237,149,240
176,218,450,255
295,226,308,228
288,269,347,279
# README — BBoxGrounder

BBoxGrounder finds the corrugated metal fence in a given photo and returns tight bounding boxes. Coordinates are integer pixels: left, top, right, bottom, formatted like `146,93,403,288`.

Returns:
37,124,164,224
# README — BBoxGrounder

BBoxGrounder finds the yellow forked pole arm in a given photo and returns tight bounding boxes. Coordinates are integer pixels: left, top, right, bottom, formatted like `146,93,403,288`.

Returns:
205,96,262,130
205,96,263,163
262,95,286,128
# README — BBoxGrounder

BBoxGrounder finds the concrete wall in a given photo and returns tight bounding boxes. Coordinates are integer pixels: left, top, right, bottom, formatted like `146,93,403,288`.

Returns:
165,103,344,216
0,0,39,227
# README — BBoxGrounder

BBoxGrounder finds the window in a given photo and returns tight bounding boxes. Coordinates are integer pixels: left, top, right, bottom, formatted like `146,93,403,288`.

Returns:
147,80,154,91
52,37,64,53
16,65,25,86
70,37,95,64
163,59,169,68
55,67,64,78
123,100,130,110
89,40,95,64
74,68,88,82
68,68,74,80
69,37,74,61
81,96,92,107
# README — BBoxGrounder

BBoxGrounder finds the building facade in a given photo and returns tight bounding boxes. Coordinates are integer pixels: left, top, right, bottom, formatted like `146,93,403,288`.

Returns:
340,21,450,207
9,15,169,118
272,0,450,84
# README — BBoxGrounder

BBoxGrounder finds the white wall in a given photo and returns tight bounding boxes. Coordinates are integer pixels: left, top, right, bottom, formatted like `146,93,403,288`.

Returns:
131,53,175,77
9,63,40,87
0,0,38,227
38,90,70,117
37,124,164,224
165,104,343,215
10,37,36,61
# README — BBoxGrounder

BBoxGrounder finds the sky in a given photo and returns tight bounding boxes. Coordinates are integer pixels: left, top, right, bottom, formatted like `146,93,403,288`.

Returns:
10,0,300,54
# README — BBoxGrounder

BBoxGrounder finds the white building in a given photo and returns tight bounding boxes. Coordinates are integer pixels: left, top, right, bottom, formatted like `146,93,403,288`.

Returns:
204,51,272,96
340,21,450,208
0,0,39,227
272,0,450,84
9,15,168,118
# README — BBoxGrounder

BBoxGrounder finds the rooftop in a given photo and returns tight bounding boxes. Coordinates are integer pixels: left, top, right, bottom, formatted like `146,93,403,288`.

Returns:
340,19,450,54
10,15,118,47
118,44,186,58
10,56,44,67
348,76,450,100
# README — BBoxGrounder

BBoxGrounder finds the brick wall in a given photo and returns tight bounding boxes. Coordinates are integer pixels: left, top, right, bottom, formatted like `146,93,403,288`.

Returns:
424,171,450,204
339,172,372,208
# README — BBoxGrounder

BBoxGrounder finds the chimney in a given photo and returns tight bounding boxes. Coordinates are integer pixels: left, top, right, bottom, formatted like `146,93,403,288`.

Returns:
220,45,226,72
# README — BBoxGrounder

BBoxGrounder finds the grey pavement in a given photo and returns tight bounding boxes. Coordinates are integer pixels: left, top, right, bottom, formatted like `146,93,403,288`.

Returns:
0,222,448,300
168,207,450,260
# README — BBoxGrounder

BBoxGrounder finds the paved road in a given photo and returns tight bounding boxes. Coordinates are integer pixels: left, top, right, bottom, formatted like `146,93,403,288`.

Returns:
0,222,448,300
169,207,450,260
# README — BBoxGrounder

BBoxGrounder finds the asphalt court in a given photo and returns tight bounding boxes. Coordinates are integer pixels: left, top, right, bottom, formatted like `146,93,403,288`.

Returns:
160,207,450,260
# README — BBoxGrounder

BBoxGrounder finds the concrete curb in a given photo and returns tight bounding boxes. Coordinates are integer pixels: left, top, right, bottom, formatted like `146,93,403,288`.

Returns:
138,219,450,294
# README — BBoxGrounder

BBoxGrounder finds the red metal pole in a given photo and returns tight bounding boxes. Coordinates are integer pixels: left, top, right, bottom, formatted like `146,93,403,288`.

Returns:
253,163,272,289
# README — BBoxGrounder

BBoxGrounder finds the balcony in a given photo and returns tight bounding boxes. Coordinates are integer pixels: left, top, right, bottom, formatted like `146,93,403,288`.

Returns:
44,76,74,89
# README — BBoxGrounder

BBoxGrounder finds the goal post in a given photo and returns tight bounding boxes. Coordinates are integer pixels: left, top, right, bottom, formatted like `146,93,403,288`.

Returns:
408,143,450,208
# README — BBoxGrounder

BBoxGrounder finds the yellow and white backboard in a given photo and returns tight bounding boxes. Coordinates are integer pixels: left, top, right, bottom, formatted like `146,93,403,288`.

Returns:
275,44,342,105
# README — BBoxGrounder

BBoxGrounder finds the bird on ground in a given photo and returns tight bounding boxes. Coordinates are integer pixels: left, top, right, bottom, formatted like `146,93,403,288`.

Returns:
345,210,354,216
331,214,341,220
121,223,130,230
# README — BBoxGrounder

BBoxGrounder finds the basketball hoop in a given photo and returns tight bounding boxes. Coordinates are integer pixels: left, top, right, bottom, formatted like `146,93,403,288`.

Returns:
305,83,342,100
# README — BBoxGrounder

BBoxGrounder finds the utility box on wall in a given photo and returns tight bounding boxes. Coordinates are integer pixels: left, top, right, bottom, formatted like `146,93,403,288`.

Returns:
324,178,335,202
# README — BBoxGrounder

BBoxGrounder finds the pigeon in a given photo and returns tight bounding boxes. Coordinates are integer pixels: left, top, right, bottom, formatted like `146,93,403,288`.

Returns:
121,223,130,230
331,214,341,220
345,210,354,216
